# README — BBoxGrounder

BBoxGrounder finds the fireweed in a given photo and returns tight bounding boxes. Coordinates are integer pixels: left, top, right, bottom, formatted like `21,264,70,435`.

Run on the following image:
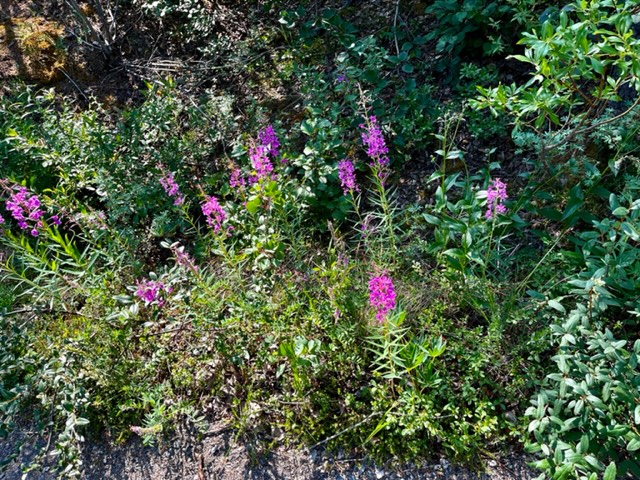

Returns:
361,116,390,174
248,125,282,184
369,273,396,323
249,145,275,182
201,195,227,234
135,279,171,307
358,112,397,259
338,158,358,195
229,166,246,190
172,243,198,273
258,124,281,161
159,168,185,206
3,184,46,236
485,178,508,219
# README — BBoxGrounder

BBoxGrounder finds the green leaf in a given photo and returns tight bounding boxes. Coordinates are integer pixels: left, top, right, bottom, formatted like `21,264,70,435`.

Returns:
590,57,604,74
401,63,414,73
548,299,565,313
603,462,616,480
578,434,589,453
621,222,639,241
612,206,628,217
246,197,261,214
300,120,314,136
510,54,533,64
628,438,640,452
539,207,562,221
584,455,603,471
527,290,545,300
422,213,441,225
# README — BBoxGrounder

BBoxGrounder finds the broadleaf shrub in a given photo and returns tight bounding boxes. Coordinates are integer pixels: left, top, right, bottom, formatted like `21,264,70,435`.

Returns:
526,305,640,480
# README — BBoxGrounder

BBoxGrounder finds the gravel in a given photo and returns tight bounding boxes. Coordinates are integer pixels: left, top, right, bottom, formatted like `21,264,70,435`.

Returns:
1,420,537,480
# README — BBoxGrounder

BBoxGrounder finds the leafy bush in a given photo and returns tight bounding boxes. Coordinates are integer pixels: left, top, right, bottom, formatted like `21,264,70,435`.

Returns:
526,305,640,480
0,313,91,478
474,0,640,152
425,0,513,62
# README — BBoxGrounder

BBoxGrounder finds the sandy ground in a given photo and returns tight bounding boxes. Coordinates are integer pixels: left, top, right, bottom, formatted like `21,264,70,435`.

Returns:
1,420,537,480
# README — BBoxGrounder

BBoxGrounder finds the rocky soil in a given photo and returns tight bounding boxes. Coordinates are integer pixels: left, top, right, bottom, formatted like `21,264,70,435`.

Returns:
1,420,536,480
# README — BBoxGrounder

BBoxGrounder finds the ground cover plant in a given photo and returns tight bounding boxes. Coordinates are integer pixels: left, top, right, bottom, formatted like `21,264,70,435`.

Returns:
1,0,639,479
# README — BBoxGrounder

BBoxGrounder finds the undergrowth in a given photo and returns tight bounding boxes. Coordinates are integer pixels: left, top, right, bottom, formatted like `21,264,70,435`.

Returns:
1,1,639,479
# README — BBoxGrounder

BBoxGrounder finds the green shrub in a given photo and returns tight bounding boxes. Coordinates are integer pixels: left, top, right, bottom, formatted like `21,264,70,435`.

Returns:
526,305,640,480
425,0,513,62
474,0,640,154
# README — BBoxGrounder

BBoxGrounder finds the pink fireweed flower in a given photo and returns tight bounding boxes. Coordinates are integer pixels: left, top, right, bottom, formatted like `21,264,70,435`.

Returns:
485,178,508,219
5,185,45,235
369,273,396,323
258,125,280,159
249,145,274,181
201,195,226,234
337,159,358,195
159,169,184,206
229,166,246,190
360,116,391,185
361,116,389,164
135,279,170,306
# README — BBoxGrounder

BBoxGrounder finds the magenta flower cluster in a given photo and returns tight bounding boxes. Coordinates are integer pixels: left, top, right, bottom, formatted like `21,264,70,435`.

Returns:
337,159,358,194
248,125,283,183
229,166,246,190
201,195,226,234
135,279,172,306
369,273,396,323
159,169,184,206
249,145,275,182
485,178,508,219
361,116,389,167
5,185,46,237
258,125,281,160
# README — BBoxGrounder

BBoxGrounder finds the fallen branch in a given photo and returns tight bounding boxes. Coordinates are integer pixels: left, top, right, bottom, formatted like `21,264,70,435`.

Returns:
308,410,380,450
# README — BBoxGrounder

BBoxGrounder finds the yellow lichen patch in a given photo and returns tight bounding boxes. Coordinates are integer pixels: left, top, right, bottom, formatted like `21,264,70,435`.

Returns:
1,17,67,83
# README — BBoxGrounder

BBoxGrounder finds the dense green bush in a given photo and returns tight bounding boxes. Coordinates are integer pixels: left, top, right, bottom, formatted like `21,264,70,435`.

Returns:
527,306,640,480
425,0,512,60
474,0,640,150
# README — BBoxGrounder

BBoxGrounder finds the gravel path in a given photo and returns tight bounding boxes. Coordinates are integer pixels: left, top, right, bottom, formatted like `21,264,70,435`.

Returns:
1,420,537,480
